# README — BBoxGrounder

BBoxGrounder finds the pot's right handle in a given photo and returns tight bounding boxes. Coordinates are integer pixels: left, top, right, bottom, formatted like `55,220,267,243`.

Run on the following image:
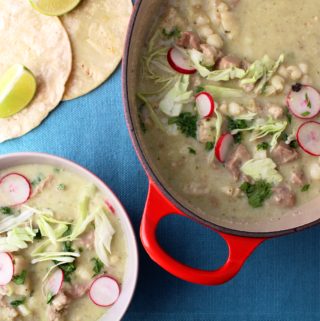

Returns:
140,181,266,285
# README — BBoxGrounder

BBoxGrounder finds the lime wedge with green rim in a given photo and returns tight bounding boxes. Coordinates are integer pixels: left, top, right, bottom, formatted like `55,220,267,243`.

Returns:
0,64,37,118
29,0,81,16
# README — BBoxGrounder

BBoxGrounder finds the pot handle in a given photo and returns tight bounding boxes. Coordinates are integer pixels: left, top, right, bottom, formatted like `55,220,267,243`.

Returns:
140,181,266,285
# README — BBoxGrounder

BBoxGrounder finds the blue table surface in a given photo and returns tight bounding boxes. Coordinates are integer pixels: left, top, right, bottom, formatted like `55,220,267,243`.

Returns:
1,67,320,321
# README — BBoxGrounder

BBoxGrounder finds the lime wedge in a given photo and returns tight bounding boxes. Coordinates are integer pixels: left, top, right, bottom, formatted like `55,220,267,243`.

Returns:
29,0,81,16
0,64,37,118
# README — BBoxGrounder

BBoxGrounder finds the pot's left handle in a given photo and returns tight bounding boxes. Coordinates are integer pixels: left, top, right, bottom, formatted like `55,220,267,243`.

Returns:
140,181,266,285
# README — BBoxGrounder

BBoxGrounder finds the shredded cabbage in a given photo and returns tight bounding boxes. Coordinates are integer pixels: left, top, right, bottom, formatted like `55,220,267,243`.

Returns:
241,158,283,185
94,208,115,267
204,85,244,99
0,226,37,252
0,209,35,234
159,75,193,117
207,67,246,82
231,118,288,150
208,108,223,163
234,112,257,121
137,93,167,132
240,54,285,94
188,49,211,77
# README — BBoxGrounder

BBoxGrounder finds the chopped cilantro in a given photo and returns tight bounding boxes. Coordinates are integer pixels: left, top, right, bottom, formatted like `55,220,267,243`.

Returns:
57,183,66,191
162,26,181,39
62,241,74,253
285,108,292,124
0,207,13,215
301,111,311,117
305,93,312,109
227,117,248,144
205,141,215,151
62,225,72,238
280,132,288,141
34,230,42,240
47,293,55,304
301,184,310,192
289,140,299,149
10,297,26,307
31,173,45,187
195,86,205,94
240,180,273,208
188,147,196,155
92,258,104,277
54,263,76,283
13,270,27,285
257,142,269,151
168,113,198,138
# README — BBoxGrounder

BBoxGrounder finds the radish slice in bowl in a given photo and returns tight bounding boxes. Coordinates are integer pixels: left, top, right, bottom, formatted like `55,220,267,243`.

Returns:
89,275,120,307
167,47,196,75
297,121,320,156
0,252,14,286
195,92,215,118
287,85,320,119
45,269,64,297
0,173,31,206
215,133,234,163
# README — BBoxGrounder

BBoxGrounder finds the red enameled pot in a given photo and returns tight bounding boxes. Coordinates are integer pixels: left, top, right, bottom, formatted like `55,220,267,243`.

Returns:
122,0,320,285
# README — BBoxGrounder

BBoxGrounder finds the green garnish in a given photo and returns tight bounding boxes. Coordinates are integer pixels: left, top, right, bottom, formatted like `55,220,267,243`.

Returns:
162,27,181,39
240,180,273,208
10,297,26,307
195,86,205,94
301,111,311,117
168,112,198,138
55,263,76,283
305,93,312,109
289,140,299,149
301,184,310,192
57,183,66,191
0,207,13,215
31,173,45,187
53,168,61,173
285,108,292,124
257,142,269,151
205,141,215,151
13,270,27,285
34,230,42,240
92,258,104,277
47,293,55,304
228,117,248,144
188,147,196,155
62,241,74,253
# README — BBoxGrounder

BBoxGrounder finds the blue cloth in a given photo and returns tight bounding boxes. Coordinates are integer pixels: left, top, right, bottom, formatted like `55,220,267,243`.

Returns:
1,67,320,321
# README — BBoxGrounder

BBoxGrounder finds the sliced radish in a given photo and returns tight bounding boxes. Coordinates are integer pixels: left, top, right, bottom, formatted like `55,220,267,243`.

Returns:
167,47,196,75
195,92,215,118
45,269,64,297
89,275,120,307
297,121,320,156
0,253,14,286
215,133,234,163
0,173,31,207
287,85,320,119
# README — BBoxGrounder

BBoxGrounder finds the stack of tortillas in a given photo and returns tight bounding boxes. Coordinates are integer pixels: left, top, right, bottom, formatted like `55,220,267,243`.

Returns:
0,0,132,143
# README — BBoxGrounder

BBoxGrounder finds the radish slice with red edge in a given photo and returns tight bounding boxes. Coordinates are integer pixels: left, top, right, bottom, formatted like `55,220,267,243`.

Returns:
45,269,64,297
297,121,320,156
0,173,31,207
215,133,234,163
89,275,120,307
195,92,215,118
287,85,320,119
167,47,196,75
0,253,14,286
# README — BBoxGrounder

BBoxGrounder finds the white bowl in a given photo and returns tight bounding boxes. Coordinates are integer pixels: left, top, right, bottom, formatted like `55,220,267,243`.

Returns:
0,152,139,321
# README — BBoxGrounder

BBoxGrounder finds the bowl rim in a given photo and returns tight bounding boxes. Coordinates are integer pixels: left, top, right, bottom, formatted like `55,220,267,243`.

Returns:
0,151,139,321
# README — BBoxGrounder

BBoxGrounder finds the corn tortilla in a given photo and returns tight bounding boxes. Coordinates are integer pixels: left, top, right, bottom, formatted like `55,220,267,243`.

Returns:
61,0,132,100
